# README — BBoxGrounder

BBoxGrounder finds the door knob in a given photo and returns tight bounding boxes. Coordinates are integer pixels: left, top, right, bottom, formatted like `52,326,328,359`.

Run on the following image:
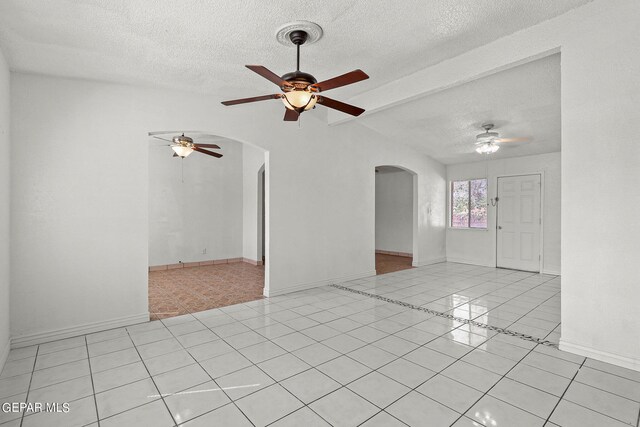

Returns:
498,226,502,230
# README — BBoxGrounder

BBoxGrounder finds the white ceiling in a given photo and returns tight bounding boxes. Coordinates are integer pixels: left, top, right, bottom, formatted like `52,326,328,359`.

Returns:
0,0,587,100
359,53,561,164
0,1,576,163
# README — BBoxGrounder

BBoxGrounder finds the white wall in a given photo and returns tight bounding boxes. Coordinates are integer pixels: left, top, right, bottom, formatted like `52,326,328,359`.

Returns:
0,49,10,369
557,0,640,370
359,0,639,370
148,139,243,266
242,144,266,263
9,73,446,345
375,169,413,254
446,152,561,274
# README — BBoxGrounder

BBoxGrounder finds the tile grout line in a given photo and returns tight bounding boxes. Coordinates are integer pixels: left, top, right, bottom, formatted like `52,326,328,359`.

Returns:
341,270,559,338
286,298,508,425
160,314,262,426
114,330,177,426
449,339,547,426
361,265,551,303
180,317,316,425
351,303,544,426
332,276,566,425
18,345,39,427
542,358,586,425
354,269,559,338
185,310,365,427
167,299,418,426
330,283,558,348
84,336,101,427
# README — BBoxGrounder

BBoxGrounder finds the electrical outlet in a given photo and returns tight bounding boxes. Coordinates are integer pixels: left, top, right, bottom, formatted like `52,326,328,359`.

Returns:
202,248,207,254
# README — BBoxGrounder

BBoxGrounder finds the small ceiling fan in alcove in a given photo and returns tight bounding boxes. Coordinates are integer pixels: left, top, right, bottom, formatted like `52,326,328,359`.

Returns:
221,21,369,122
474,123,530,154
148,131,223,159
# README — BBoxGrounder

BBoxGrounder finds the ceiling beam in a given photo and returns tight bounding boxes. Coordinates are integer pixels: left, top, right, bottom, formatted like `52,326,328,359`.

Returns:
328,13,566,126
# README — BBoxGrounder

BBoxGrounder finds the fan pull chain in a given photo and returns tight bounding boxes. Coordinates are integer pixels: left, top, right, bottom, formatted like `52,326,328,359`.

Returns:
181,158,184,183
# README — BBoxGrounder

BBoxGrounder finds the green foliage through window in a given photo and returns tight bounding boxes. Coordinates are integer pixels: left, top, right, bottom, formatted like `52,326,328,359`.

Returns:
451,179,487,228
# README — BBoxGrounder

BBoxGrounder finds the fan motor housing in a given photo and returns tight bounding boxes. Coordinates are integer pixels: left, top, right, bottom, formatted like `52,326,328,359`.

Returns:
476,131,499,142
281,71,317,90
173,135,194,145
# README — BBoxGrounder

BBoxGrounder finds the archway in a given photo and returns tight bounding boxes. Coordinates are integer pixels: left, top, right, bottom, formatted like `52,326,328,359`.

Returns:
147,131,269,319
374,165,418,274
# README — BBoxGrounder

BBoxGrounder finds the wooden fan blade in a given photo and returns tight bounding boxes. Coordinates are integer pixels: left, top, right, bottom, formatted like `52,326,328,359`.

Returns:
317,96,365,116
495,137,530,143
283,109,299,121
194,147,223,158
246,65,289,87
194,143,221,149
222,94,280,106
313,70,369,92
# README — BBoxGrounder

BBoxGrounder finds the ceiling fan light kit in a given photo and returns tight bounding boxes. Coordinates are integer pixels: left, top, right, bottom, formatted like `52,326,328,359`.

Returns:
221,21,369,121
476,142,500,154
474,123,529,155
149,132,224,159
172,145,194,158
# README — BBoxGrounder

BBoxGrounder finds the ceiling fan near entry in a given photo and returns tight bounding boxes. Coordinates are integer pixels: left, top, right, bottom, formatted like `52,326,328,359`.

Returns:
148,132,223,159
474,123,530,154
221,22,369,121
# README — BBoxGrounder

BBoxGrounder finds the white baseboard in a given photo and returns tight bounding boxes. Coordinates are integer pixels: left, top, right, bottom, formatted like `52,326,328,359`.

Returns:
412,257,446,267
265,270,376,297
11,312,150,349
0,337,10,374
559,339,640,372
445,257,494,268
542,269,561,276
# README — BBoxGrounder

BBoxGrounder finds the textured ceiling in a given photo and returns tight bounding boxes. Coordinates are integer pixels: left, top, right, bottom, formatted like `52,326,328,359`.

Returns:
359,53,561,164
0,0,588,103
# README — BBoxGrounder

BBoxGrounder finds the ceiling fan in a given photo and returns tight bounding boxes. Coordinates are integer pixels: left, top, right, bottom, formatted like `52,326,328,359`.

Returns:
221,29,369,121
475,123,529,154
148,131,223,159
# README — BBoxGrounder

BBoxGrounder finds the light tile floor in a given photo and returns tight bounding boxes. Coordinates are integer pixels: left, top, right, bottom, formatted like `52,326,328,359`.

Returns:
2,262,639,426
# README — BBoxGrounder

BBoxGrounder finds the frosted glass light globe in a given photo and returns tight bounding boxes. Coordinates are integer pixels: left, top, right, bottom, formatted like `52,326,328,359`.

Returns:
476,143,500,154
282,90,317,111
172,145,194,158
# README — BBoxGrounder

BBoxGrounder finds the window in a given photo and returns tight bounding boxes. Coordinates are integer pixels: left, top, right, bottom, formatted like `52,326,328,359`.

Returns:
451,179,487,228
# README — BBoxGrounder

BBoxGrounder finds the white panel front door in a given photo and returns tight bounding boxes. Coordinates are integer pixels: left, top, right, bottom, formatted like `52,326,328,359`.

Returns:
496,174,541,272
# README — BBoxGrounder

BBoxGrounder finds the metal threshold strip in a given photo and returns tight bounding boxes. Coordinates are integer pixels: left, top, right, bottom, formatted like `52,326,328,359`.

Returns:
329,284,558,348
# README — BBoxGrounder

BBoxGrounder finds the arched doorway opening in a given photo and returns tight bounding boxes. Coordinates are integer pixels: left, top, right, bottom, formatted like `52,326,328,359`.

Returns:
374,165,418,274
147,132,268,320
